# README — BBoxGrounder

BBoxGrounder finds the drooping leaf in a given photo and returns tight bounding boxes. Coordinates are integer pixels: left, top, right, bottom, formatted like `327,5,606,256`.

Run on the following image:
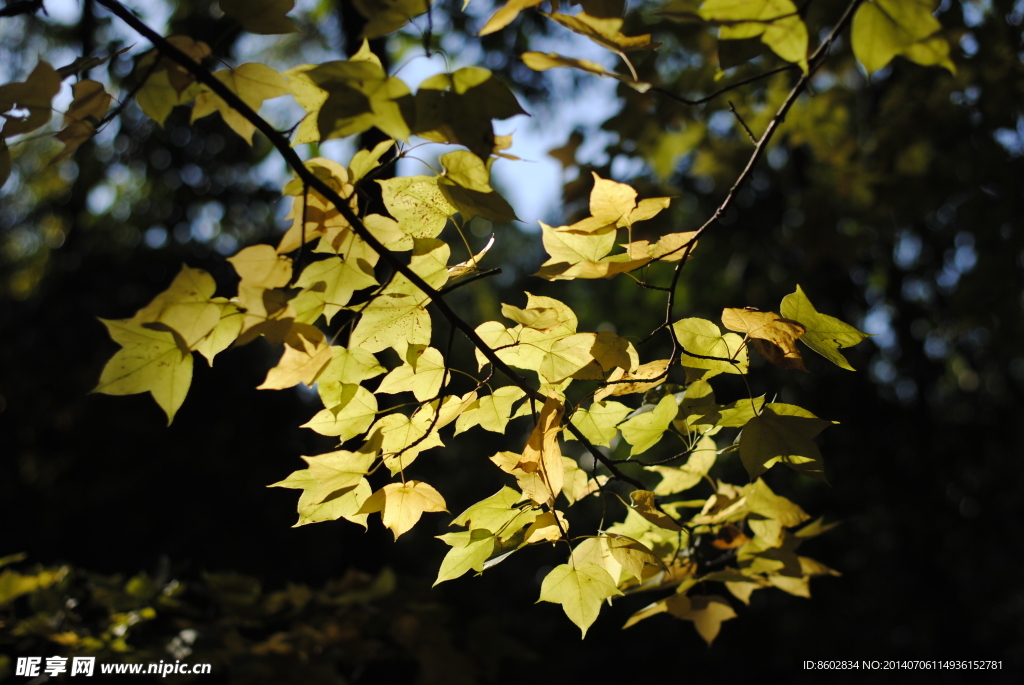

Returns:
629,490,683,532
480,0,545,36
538,562,622,638
378,175,458,239
544,12,660,53
780,285,871,371
515,395,565,506
520,52,651,91
52,80,112,164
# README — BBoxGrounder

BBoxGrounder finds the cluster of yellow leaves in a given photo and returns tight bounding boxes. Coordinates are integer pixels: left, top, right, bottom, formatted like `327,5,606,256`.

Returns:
76,0,898,646
618,478,840,644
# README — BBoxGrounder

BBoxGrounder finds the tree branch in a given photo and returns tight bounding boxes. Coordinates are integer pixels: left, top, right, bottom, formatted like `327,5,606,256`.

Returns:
93,0,646,490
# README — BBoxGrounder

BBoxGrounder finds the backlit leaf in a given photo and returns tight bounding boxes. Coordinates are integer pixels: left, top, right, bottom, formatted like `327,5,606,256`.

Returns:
0,60,61,138
699,0,808,71
780,285,870,371
567,400,631,447
851,0,955,74
538,562,622,638
618,394,678,456
721,308,806,371
434,529,497,585
191,63,290,144
739,403,835,481
650,434,718,495
672,317,748,377
360,480,447,540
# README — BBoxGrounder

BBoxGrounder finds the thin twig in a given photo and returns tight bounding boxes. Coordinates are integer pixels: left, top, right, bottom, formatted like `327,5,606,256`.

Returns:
728,100,757,144
650,64,797,106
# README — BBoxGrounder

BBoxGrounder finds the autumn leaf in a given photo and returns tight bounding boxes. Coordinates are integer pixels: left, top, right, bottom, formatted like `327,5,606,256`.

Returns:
544,12,660,53
303,383,378,440
191,63,291,143
672,317,748,377
629,490,683,532
618,394,678,456
516,395,565,506
521,52,651,91
376,345,448,401
566,400,631,447
301,449,376,504
434,529,497,586
699,0,809,72
93,319,193,425
739,403,835,481
780,285,870,371
455,386,526,435
360,480,447,540
479,0,545,36
0,60,61,138
258,328,332,390
721,307,807,371
852,0,955,75
52,80,112,164
650,434,718,495
538,562,622,638
451,486,537,538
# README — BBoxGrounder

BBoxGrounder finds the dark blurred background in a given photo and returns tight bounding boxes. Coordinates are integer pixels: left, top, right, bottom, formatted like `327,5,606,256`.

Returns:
1,0,1022,682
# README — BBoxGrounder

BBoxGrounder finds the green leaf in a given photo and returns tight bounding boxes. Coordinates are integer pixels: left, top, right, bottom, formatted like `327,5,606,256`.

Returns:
538,562,622,638
303,383,378,439
413,67,526,161
738,403,835,481
93,319,193,425
780,285,871,371
434,529,497,586
302,450,376,505
699,0,808,71
649,434,718,495
618,394,678,456
745,477,810,527
566,400,631,447
455,386,527,435
452,486,537,537
671,317,748,377
191,63,291,144
851,0,955,75
376,345,448,401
